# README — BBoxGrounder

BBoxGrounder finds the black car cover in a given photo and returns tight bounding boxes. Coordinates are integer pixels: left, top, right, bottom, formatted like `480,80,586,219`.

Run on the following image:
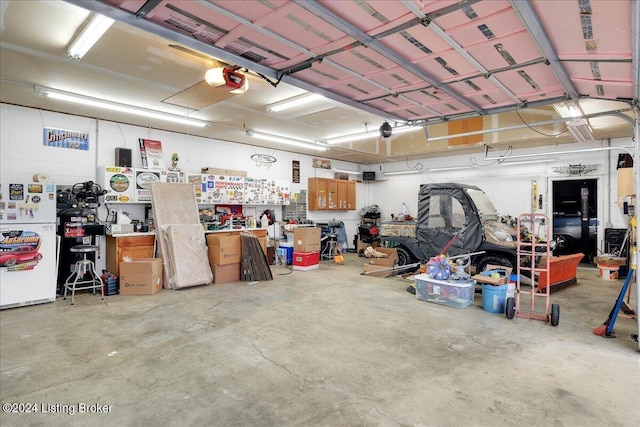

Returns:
417,183,484,258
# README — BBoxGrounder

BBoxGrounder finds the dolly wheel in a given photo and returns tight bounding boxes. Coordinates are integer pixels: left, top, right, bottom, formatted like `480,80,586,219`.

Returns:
505,297,516,319
550,304,560,327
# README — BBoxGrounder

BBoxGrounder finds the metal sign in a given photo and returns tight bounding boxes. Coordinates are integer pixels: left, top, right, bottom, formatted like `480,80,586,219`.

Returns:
251,154,277,164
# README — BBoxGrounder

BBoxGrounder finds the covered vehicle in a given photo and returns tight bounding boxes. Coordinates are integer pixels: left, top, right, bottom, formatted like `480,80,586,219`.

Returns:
381,183,519,272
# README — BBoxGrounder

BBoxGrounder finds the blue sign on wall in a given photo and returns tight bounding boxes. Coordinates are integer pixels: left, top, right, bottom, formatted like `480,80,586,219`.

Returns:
43,127,89,150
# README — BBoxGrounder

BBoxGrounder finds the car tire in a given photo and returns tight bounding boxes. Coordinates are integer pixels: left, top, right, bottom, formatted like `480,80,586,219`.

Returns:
395,246,417,267
5,258,17,267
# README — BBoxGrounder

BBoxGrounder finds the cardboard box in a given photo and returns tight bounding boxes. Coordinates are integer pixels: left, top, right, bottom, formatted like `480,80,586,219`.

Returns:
207,234,241,265
119,258,163,295
212,262,241,284
414,274,475,308
472,264,513,285
363,263,393,277
294,227,321,253
368,247,398,267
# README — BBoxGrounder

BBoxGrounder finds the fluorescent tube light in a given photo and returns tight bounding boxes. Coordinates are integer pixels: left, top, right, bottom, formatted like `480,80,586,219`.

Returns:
323,125,420,145
382,170,422,176
35,86,210,127
334,168,360,175
566,119,595,142
498,159,557,166
484,146,633,162
428,166,472,172
68,14,115,59
266,93,324,113
246,130,327,151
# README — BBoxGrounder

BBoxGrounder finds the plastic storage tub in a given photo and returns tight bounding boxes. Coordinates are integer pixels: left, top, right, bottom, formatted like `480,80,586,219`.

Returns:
414,274,475,308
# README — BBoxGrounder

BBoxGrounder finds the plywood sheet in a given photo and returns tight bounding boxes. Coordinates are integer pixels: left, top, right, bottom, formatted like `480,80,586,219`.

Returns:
151,182,200,287
163,224,212,289
162,80,234,111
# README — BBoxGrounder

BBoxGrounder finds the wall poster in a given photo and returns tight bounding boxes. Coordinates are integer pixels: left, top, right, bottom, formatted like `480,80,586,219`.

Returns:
312,158,331,169
292,160,300,183
43,127,89,150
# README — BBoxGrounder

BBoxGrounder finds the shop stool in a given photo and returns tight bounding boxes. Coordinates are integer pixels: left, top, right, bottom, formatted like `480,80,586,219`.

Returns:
321,233,340,261
63,245,104,305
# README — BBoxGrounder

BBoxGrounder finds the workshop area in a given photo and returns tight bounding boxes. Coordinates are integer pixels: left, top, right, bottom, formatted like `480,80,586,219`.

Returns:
0,255,637,426
1,1,639,426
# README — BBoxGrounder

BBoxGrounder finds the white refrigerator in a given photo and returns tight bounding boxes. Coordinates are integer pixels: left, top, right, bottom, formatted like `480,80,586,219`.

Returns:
0,182,57,309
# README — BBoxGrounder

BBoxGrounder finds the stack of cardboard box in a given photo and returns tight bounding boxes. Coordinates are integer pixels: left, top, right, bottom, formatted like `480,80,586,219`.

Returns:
292,227,321,271
207,234,241,283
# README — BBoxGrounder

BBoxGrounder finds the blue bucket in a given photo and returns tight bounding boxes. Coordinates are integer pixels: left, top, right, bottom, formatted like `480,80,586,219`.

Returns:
481,283,508,314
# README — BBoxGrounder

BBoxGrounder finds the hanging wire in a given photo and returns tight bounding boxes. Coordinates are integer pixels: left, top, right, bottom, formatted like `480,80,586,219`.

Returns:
470,145,513,167
516,110,571,137
405,158,424,171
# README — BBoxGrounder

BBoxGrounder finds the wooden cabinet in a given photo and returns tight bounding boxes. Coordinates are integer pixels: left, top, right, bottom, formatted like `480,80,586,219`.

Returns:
448,117,483,147
106,234,155,275
337,180,347,209
308,178,328,210
327,179,338,209
308,178,356,210
346,180,356,210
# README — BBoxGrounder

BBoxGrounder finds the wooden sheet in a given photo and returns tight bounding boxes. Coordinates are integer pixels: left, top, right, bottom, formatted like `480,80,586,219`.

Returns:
150,182,200,287
163,224,212,289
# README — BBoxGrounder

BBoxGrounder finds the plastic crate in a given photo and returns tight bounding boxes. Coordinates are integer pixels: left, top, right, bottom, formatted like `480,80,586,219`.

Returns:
414,274,475,308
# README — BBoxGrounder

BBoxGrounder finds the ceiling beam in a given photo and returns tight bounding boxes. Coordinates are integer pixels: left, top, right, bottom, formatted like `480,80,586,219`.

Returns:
401,1,522,105
510,0,579,100
66,0,403,121
293,0,483,114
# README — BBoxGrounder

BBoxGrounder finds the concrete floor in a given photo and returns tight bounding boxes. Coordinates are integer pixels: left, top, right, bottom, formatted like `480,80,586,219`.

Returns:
1,253,638,427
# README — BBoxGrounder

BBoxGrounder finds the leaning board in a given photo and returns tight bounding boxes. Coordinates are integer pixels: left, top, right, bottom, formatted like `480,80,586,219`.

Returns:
150,182,200,287
163,224,212,288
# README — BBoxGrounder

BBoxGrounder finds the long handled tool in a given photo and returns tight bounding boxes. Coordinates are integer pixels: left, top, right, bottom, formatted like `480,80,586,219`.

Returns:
593,268,636,337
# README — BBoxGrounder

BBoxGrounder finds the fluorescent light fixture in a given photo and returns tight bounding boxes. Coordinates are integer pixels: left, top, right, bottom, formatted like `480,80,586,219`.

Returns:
323,125,421,145
485,146,633,162
246,130,327,151
68,14,115,59
553,101,582,118
35,86,210,127
286,104,335,119
382,170,422,176
566,118,595,142
266,93,324,113
498,159,557,166
428,166,472,172
334,168,360,175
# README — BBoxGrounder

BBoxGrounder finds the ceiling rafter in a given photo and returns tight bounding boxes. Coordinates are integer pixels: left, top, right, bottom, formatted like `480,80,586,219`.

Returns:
509,0,579,100
64,0,404,121
293,0,483,114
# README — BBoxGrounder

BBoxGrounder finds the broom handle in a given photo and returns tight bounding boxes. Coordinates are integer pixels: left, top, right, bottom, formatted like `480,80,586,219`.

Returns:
439,233,459,255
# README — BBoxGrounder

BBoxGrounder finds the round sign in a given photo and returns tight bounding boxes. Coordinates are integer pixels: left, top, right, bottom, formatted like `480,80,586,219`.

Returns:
251,154,277,164
110,174,130,192
136,172,160,189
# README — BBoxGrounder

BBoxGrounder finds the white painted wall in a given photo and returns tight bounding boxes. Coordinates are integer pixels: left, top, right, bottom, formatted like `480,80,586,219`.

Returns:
0,103,364,270
1,103,634,262
365,139,634,255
